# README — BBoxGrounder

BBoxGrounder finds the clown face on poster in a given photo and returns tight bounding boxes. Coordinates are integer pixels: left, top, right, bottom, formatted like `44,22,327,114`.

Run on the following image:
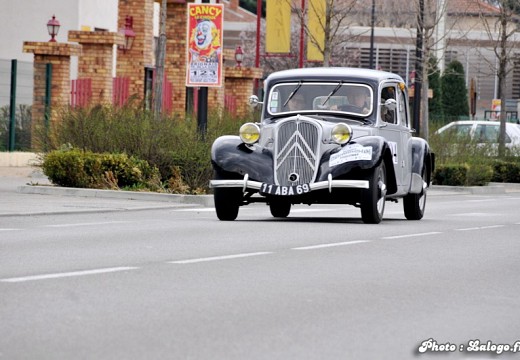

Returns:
186,3,224,87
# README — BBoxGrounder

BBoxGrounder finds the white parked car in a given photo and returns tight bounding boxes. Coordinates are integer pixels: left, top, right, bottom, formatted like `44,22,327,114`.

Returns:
435,120,520,148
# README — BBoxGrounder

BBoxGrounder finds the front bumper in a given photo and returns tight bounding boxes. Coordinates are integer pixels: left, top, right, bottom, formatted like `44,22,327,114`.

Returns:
210,174,369,193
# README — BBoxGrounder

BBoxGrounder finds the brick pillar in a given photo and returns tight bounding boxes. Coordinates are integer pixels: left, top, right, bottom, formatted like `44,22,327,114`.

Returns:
23,42,82,148
224,67,263,118
165,0,188,117
117,0,155,99
68,31,124,104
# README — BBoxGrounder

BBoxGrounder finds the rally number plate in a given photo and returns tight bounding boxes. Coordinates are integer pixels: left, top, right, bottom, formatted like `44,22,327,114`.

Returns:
259,183,310,196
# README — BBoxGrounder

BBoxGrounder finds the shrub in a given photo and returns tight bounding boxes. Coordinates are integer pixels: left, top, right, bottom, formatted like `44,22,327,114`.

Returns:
490,159,520,183
35,102,246,193
42,147,161,190
433,164,468,186
465,163,493,186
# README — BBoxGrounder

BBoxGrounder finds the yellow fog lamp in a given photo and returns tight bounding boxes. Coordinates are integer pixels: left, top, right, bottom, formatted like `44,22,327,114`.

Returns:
331,123,353,145
239,123,260,144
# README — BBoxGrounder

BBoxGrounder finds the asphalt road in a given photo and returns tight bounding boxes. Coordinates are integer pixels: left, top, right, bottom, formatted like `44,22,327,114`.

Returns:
1,183,520,359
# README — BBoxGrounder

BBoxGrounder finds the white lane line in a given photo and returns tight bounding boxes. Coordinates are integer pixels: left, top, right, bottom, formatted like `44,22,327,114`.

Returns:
168,252,272,264
292,240,370,250
382,232,442,240
0,266,139,283
455,225,505,231
0,228,21,231
479,225,505,229
45,221,130,228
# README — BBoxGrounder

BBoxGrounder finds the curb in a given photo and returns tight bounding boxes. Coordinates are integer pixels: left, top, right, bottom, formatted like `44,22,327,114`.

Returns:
17,185,215,207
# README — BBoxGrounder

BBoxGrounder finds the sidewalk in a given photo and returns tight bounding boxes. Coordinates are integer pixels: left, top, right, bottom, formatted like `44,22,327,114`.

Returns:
1,165,519,218
0,166,211,217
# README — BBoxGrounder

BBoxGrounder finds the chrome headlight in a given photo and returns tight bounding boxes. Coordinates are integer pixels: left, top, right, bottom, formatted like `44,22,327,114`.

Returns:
239,123,260,144
331,123,352,145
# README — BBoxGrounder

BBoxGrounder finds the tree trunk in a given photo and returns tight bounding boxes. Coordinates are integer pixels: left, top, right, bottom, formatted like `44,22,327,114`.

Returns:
153,0,167,121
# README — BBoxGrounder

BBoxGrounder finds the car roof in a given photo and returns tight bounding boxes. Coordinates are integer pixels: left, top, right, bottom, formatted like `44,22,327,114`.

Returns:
264,67,404,85
437,120,520,137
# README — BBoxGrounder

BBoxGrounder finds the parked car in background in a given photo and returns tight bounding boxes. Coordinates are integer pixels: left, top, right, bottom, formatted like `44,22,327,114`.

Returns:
435,120,520,148
209,67,434,224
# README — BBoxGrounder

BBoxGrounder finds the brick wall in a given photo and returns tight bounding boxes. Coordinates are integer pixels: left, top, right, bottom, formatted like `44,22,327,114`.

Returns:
23,42,81,148
166,1,188,117
116,0,155,99
69,31,124,104
224,67,263,118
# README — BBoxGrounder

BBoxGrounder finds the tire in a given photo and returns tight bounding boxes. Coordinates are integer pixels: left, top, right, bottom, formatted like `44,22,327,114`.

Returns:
269,199,291,218
403,167,427,220
214,187,242,221
361,162,387,224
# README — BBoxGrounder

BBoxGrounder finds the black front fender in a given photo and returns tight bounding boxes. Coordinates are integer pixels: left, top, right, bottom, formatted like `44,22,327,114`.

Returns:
211,136,275,183
318,136,398,194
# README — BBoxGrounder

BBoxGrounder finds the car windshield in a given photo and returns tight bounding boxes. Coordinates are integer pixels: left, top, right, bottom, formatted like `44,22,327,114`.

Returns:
267,82,373,117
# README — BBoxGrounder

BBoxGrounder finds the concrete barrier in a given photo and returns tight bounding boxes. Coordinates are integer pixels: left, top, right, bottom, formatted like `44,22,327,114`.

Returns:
0,152,39,167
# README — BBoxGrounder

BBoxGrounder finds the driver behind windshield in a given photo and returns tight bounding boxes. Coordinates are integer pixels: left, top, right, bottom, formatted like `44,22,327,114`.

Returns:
286,93,306,112
343,86,370,114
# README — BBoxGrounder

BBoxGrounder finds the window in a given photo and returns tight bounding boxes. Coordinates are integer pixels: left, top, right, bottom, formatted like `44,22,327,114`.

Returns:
475,125,511,143
381,85,397,124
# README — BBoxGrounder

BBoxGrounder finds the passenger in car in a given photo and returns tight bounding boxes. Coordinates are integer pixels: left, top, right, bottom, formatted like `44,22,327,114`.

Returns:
287,93,306,112
340,87,370,114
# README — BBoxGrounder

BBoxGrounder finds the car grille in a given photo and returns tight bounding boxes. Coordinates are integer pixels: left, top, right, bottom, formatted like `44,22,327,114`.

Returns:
274,118,321,186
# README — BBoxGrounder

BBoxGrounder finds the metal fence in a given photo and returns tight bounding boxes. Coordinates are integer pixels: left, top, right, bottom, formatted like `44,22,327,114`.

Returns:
0,59,33,151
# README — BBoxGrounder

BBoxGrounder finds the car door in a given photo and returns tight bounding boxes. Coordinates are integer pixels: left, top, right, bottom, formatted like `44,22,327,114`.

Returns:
377,82,410,194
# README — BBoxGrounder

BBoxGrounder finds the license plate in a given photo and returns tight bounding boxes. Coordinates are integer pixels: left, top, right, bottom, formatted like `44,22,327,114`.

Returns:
259,183,311,196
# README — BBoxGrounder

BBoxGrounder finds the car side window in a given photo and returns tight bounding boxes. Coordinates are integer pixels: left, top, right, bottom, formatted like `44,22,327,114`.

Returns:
381,85,397,124
476,125,511,143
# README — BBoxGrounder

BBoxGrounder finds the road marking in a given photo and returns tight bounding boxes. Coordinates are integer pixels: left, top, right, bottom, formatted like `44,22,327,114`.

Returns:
292,240,370,250
45,221,130,228
0,228,21,231
456,225,505,231
382,232,442,240
0,266,139,283
168,252,272,264
451,213,495,217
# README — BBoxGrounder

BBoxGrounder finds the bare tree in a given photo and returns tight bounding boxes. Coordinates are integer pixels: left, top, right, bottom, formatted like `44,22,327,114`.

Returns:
478,0,520,156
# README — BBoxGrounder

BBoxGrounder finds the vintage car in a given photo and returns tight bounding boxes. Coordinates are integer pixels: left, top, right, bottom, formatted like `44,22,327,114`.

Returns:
210,68,435,223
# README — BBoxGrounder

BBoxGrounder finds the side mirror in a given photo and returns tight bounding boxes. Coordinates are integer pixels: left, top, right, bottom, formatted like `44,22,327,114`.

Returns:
383,98,397,111
249,95,263,108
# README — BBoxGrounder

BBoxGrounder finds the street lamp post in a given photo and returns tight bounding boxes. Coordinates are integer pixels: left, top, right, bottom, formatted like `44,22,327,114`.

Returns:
235,46,244,68
47,15,60,42
119,16,136,53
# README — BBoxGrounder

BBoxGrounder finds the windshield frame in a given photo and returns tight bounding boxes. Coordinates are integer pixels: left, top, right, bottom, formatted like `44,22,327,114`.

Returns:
265,82,374,118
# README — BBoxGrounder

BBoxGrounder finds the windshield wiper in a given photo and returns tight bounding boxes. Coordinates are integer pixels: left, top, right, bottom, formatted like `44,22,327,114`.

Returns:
321,81,343,107
283,82,302,108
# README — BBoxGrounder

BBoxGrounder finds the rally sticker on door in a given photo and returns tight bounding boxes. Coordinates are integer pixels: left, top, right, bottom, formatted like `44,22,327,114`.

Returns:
329,144,372,167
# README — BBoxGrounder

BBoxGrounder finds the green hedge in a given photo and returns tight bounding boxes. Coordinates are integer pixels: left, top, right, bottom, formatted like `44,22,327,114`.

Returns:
42,148,161,190
432,161,520,186
35,103,245,194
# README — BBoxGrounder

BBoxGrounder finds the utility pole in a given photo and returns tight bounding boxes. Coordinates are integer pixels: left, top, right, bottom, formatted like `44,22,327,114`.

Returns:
413,0,424,136
369,0,376,69
153,0,167,121
197,0,210,137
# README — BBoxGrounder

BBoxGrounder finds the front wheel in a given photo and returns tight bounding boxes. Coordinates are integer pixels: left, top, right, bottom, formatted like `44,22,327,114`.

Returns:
214,187,242,221
403,167,427,220
361,162,387,224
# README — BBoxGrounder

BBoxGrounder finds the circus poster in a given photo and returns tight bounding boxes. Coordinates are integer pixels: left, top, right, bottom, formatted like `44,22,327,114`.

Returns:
186,3,224,87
